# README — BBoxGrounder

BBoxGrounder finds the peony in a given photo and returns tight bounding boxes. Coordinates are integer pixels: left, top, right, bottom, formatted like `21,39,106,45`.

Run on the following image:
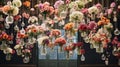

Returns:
88,6,99,14
12,0,22,7
69,11,84,22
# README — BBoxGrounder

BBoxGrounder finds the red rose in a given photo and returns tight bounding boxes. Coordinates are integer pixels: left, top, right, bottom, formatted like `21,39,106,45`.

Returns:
80,49,85,54
78,23,88,31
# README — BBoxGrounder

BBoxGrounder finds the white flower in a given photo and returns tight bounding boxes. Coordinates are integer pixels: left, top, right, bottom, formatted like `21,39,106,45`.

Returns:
3,47,13,54
69,11,84,22
69,2,78,10
12,0,22,7
14,45,23,49
88,6,99,14
37,36,49,45
12,6,19,16
28,16,38,24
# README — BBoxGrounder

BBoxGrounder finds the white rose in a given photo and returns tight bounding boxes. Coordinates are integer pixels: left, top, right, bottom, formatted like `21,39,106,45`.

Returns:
12,0,22,7
12,7,19,16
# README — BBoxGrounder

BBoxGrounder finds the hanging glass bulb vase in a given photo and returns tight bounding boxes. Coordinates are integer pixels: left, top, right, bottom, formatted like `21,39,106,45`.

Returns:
23,56,30,63
81,54,85,61
118,59,120,66
0,41,7,50
16,49,22,55
114,28,120,35
6,53,11,61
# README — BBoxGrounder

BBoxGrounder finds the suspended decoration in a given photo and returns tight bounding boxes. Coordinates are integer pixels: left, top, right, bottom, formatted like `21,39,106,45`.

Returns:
0,0,120,65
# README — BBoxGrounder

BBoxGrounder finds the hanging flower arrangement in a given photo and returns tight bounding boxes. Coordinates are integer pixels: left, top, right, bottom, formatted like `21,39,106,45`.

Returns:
55,37,66,52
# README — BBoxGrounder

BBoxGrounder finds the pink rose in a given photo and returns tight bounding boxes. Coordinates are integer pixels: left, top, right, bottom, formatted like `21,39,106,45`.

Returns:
88,21,97,30
110,2,116,8
96,3,102,9
107,9,113,14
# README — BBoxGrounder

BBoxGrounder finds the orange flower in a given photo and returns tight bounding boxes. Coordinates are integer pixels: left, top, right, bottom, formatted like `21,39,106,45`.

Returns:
23,1,31,7
2,5,11,13
2,33,8,39
64,22,74,30
98,16,110,26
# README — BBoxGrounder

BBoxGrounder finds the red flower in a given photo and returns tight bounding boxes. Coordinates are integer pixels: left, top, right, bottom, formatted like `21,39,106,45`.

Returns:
88,21,97,30
55,37,66,46
76,42,84,47
80,49,85,54
14,15,21,21
78,23,88,31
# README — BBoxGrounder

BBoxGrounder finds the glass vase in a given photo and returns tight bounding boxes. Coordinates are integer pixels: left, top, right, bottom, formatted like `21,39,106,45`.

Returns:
118,59,120,66
0,41,7,50
23,56,30,63
66,51,70,60
16,49,22,55
6,54,11,61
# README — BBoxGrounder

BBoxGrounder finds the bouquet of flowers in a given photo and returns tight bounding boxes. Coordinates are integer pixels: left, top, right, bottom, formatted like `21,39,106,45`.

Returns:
22,49,31,63
14,44,23,55
55,37,66,52
37,36,49,54
28,16,38,24
26,24,40,37
64,22,76,37
3,47,15,61
97,16,110,26
50,29,61,38
37,2,54,18
2,1,20,16
69,11,84,22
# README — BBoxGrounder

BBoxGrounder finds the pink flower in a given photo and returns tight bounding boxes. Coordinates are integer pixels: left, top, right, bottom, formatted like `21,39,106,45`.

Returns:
66,0,70,4
54,0,64,9
88,21,97,30
117,42,120,47
96,3,102,9
107,9,113,14
76,42,84,47
78,23,88,31
81,8,88,14
110,2,116,8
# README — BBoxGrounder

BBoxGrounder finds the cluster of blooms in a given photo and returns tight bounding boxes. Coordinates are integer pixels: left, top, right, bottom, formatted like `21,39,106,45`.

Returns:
37,2,54,15
112,37,120,58
26,24,44,37
2,0,21,16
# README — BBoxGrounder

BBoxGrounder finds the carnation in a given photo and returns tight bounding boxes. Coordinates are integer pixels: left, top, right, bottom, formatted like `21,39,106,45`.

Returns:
69,11,84,22
12,0,22,7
